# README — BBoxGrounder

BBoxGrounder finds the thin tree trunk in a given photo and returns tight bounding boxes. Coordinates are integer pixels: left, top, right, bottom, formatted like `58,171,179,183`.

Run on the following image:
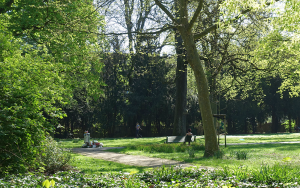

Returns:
272,105,278,133
180,29,218,156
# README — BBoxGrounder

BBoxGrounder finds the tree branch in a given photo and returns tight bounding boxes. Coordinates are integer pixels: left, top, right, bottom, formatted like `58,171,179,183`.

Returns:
188,0,204,32
103,25,175,36
154,0,177,24
194,8,252,40
194,0,280,41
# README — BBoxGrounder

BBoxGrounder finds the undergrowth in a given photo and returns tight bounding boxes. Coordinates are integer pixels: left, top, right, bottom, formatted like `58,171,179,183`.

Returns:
129,142,205,153
1,164,299,187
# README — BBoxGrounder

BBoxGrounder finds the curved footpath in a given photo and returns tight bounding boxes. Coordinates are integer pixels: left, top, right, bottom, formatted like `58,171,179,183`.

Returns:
72,147,202,169
72,141,300,169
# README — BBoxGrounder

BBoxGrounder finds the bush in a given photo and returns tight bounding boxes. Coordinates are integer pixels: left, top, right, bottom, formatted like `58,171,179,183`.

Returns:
214,149,225,159
186,148,195,158
230,150,248,160
36,136,72,173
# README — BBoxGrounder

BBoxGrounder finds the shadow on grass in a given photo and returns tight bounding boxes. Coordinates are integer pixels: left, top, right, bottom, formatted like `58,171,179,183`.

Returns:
226,143,300,150
71,153,151,175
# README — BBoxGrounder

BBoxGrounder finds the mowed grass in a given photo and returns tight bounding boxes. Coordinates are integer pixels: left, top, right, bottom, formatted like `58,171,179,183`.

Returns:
56,137,166,148
70,153,152,175
58,133,300,173
57,133,300,148
218,133,300,145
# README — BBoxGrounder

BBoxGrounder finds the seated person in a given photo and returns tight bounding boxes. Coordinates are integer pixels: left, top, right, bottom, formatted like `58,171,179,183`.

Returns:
184,128,193,145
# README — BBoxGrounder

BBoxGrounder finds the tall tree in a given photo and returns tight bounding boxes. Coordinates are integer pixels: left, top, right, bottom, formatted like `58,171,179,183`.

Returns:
153,0,290,156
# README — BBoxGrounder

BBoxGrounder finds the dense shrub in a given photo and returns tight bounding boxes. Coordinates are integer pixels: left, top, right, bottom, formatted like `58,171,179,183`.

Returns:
36,136,72,173
0,26,65,177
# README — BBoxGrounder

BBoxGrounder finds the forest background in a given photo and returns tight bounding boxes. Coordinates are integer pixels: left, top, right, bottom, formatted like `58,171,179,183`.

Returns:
0,0,300,174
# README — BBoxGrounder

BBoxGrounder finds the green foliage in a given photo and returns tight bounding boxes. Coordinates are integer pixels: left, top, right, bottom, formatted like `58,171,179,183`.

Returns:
0,0,105,176
129,143,205,154
230,150,249,160
0,28,64,175
36,136,72,174
213,149,225,159
1,162,300,187
42,179,55,188
220,164,300,185
186,148,195,158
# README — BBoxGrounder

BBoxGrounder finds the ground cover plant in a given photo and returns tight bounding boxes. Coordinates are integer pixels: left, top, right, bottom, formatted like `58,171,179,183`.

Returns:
1,164,300,187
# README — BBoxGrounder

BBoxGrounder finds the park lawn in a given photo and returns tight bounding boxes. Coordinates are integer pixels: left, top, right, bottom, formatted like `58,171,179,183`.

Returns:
59,133,300,172
56,137,166,148
217,133,300,145
70,153,152,175
57,133,300,148
114,142,300,170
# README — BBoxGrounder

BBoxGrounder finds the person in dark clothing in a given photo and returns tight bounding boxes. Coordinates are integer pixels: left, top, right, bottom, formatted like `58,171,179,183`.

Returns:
184,128,193,145
136,122,142,138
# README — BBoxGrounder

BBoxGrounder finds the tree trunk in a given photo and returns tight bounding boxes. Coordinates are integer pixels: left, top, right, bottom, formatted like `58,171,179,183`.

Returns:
288,114,292,133
271,105,278,133
173,28,188,136
180,29,218,156
250,115,256,133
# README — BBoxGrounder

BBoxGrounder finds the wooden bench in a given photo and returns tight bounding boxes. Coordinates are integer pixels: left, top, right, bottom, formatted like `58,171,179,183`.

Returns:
166,135,196,143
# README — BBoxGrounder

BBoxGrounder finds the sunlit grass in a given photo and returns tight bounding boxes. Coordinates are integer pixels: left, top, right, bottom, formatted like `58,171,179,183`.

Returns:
57,133,300,148
60,133,300,171
57,137,166,148
70,153,152,175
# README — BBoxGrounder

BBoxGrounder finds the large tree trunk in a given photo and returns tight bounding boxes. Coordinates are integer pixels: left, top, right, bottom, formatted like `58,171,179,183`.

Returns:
154,0,219,156
173,28,188,136
180,29,218,156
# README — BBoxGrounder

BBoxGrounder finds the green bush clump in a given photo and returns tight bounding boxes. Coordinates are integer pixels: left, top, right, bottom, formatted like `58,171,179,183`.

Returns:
186,148,195,158
36,136,72,173
213,149,225,159
230,150,249,160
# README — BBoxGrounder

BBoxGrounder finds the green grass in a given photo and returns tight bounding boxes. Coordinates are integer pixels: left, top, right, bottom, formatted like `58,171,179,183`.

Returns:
56,137,166,148
116,143,300,169
217,133,300,144
57,133,300,172
70,153,152,175
57,133,300,148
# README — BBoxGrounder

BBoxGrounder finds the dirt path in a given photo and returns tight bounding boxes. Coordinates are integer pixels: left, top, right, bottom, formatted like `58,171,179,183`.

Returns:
72,147,209,169
72,141,300,169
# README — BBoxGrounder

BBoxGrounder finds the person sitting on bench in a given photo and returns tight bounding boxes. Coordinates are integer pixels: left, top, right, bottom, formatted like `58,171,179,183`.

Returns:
184,128,193,145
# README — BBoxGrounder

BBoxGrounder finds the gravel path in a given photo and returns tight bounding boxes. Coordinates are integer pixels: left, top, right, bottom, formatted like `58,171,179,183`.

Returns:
72,147,207,169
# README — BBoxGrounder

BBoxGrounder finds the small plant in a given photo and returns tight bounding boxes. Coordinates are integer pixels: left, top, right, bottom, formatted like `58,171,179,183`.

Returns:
72,139,80,143
214,149,225,159
230,150,248,160
186,148,195,158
